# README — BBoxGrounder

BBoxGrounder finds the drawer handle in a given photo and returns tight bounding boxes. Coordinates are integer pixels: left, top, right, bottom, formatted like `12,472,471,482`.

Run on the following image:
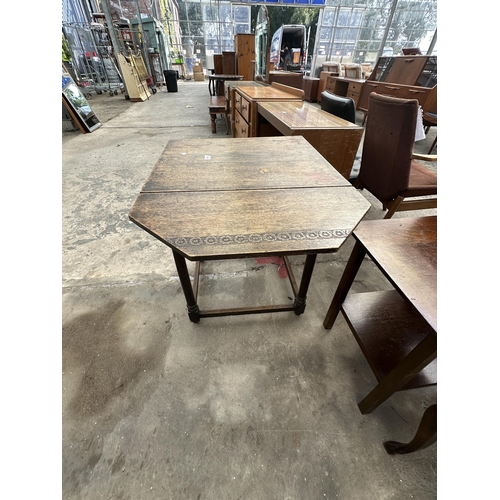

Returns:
408,89,425,94
386,86,400,90
367,83,378,88
405,59,415,63
241,128,246,134
242,104,247,110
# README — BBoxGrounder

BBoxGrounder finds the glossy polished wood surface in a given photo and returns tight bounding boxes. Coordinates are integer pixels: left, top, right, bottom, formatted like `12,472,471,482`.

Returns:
352,216,437,333
258,101,360,130
258,101,364,179
140,136,350,192
236,85,303,100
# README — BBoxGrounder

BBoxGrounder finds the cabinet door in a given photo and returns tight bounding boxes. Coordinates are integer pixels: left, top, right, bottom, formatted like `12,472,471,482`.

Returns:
358,82,381,111
235,34,255,81
386,57,427,85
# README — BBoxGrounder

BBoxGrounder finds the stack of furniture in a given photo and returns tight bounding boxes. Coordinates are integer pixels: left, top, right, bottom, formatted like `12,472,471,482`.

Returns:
117,53,151,102
317,62,342,102
358,55,437,121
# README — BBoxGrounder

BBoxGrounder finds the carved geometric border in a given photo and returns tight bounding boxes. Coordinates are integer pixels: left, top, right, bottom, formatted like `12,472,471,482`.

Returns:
167,228,350,248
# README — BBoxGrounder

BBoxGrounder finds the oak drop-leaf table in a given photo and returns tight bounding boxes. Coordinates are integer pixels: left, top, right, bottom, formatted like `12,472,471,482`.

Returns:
129,136,370,323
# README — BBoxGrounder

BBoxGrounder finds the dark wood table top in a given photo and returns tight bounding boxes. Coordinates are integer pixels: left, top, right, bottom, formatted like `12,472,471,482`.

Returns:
352,216,437,333
209,74,244,80
139,136,351,192
129,136,370,261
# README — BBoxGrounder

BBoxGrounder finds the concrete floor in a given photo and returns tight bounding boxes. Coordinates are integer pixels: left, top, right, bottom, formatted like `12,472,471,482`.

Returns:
62,79,437,499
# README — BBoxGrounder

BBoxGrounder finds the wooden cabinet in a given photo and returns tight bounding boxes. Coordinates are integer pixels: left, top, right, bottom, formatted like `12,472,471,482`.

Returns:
302,76,319,102
358,55,437,113
325,76,364,107
222,51,236,75
234,34,255,81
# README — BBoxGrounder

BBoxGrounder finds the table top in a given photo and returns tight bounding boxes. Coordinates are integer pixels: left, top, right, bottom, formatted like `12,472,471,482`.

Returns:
258,101,363,131
129,136,370,261
236,85,303,101
210,74,244,80
139,136,351,192
352,216,437,333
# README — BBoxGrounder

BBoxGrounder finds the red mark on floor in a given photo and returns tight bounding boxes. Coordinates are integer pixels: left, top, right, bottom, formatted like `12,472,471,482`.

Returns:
255,257,288,278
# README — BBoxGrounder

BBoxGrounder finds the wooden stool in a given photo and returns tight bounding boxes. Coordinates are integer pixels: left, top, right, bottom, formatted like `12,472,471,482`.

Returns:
208,96,229,134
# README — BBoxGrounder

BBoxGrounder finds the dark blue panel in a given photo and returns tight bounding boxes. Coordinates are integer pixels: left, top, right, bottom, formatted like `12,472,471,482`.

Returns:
235,0,325,4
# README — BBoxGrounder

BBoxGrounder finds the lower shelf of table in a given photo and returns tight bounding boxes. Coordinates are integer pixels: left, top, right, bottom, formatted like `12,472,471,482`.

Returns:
341,289,436,390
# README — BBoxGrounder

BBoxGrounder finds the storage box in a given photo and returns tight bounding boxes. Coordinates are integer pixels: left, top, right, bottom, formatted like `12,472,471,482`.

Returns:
193,61,203,72
193,72,205,81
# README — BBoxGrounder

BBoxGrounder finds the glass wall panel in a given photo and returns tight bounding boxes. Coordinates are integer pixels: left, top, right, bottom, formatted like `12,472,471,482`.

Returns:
311,0,436,74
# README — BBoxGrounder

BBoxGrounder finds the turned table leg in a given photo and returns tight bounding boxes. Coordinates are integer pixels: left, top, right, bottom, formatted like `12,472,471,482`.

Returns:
172,250,200,323
293,254,317,315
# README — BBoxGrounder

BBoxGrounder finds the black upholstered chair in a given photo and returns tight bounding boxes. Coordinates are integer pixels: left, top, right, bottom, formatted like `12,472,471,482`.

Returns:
320,91,359,181
320,91,356,123
354,93,437,219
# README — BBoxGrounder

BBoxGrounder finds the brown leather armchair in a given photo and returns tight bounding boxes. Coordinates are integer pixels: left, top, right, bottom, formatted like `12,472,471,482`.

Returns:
354,93,437,219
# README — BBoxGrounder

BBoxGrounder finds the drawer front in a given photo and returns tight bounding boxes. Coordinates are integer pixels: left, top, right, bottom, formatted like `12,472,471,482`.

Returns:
347,91,360,105
239,96,251,123
379,83,407,98
325,78,336,92
347,81,362,94
406,87,430,106
234,91,243,114
233,110,249,138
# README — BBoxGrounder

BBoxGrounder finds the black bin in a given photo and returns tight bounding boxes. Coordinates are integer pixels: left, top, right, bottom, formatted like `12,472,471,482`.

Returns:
163,70,178,92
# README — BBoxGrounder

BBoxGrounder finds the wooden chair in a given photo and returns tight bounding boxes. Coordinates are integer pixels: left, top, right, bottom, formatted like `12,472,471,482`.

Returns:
354,93,437,219
422,85,437,154
208,96,229,134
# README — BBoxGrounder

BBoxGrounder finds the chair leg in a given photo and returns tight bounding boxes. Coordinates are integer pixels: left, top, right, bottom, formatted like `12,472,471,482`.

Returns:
428,136,437,154
224,113,229,135
383,196,404,219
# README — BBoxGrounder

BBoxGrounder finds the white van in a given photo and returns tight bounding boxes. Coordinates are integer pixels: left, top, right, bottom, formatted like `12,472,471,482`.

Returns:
270,24,307,72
